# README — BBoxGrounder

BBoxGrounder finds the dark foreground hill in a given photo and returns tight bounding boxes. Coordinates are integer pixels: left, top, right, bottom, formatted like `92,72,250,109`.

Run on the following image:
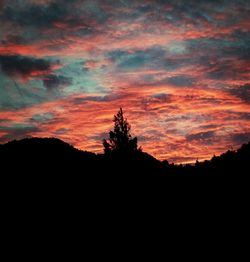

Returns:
1,137,249,180
1,137,249,217
0,137,166,179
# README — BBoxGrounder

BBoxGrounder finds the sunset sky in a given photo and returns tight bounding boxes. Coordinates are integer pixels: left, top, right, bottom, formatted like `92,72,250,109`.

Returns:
0,0,250,163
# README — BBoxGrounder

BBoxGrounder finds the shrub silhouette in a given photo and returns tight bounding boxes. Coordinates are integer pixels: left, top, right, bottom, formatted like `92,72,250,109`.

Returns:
103,108,138,155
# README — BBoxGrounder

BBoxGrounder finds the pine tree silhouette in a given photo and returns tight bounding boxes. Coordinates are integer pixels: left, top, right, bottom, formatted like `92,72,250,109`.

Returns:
103,108,138,154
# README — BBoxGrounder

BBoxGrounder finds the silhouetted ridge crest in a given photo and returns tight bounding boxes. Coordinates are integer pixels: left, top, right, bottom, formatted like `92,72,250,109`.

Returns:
0,137,249,178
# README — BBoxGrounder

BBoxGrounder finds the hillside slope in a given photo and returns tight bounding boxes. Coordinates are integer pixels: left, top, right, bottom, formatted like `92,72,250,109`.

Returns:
1,137,249,179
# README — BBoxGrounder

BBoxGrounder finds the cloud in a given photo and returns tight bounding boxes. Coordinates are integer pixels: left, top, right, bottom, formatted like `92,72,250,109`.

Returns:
2,1,68,28
43,74,72,89
229,84,250,104
186,131,215,142
1,0,250,163
53,128,71,135
207,62,249,80
1,0,107,40
0,123,40,143
167,75,195,87
232,132,250,145
70,93,131,104
30,113,54,122
108,48,167,71
0,55,51,80
151,93,171,102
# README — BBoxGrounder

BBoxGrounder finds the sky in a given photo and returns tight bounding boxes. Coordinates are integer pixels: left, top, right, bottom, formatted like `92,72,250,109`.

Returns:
0,0,250,163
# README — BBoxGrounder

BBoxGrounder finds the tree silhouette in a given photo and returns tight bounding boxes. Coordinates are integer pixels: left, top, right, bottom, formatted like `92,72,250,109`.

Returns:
103,108,138,154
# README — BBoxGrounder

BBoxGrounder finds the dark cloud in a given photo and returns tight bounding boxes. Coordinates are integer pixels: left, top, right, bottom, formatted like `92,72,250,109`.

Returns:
225,39,250,61
142,93,172,107
167,75,195,87
207,63,248,80
138,0,250,30
0,55,51,79
30,113,54,122
186,131,215,142
108,47,202,76
134,73,197,88
108,36,250,82
232,132,250,145
89,132,109,141
238,112,250,120
0,76,56,111
71,93,130,104
0,0,5,10
108,48,166,70
223,111,250,121
199,124,218,130
1,0,107,39
0,118,10,123
2,1,68,28
229,84,250,104
43,74,72,89
152,93,171,102
71,96,105,104
1,0,250,46
54,128,71,135
184,37,250,80
1,34,28,45
140,93,172,110
0,123,40,143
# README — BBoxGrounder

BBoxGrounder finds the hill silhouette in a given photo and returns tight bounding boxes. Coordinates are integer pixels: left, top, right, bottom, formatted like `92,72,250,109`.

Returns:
0,137,164,177
1,109,249,203
1,136,249,216
1,137,249,179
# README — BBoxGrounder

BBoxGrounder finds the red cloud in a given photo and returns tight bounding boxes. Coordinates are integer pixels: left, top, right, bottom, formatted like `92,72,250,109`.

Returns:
1,83,250,164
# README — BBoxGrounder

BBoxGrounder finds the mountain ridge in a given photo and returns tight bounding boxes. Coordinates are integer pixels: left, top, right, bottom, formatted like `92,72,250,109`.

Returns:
1,137,249,178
